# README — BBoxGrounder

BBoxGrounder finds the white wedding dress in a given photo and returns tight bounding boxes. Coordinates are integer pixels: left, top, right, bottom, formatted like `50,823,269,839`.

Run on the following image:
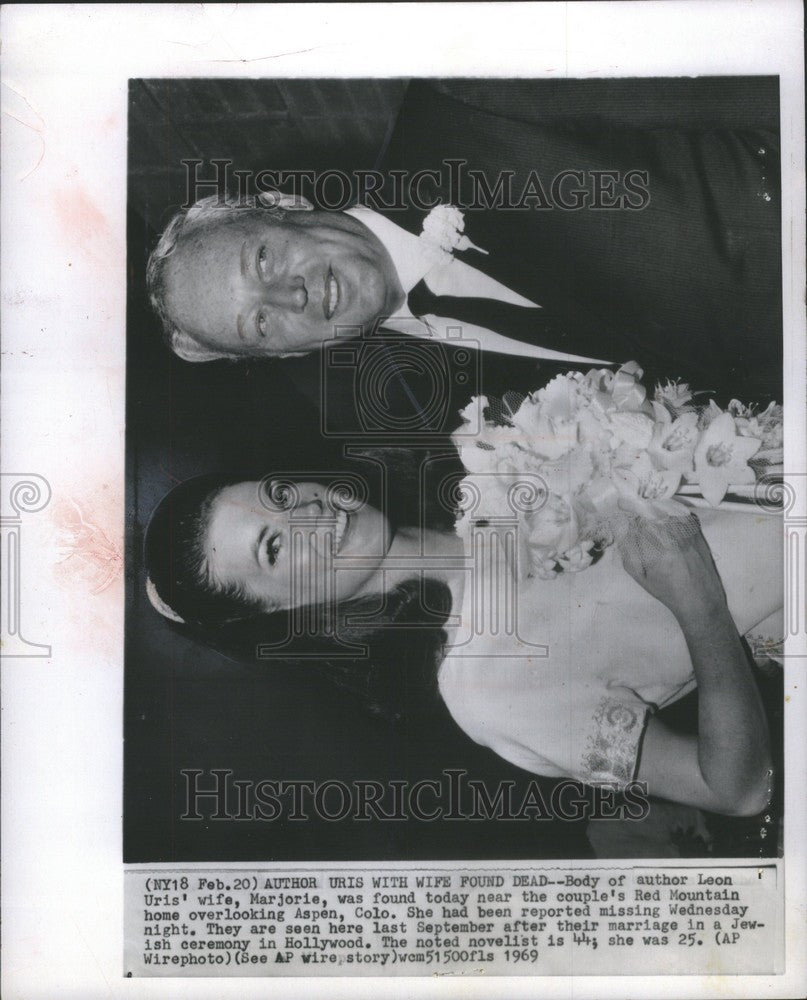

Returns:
437,507,783,787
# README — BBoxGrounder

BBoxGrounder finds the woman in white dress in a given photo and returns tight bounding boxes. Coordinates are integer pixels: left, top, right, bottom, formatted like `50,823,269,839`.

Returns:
145,464,781,818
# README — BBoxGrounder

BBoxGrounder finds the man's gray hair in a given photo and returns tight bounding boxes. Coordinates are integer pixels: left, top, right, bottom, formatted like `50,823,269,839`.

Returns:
146,194,288,362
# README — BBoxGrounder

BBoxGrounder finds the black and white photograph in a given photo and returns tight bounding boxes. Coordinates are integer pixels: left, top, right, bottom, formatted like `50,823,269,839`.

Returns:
127,74,785,864
2,3,805,997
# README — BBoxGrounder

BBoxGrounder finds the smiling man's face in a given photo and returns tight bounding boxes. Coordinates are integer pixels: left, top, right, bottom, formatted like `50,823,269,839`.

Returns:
162,209,405,357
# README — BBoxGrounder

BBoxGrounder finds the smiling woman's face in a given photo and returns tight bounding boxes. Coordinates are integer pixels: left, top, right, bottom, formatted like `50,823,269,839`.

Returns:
162,210,404,357
202,480,392,611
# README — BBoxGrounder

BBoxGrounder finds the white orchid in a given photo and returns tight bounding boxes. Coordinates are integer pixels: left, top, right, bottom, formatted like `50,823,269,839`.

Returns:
535,373,590,419
524,493,580,553
698,398,725,430
728,399,783,460
727,398,755,420
647,402,699,474
692,412,761,506
538,447,595,499
757,402,784,449
608,410,655,452
453,394,489,436
612,453,686,519
511,397,580,461
654,378,694,414
451,362,779,578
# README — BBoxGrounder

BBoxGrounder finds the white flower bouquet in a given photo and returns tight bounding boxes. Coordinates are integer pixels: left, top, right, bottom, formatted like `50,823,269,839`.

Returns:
451,362,783,580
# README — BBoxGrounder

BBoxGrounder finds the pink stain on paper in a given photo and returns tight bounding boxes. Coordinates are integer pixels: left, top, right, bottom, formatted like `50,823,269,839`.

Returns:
53,496,122,595
52,184,110,256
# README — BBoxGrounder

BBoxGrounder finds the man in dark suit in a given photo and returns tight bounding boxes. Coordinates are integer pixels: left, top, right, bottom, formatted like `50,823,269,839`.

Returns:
315,75,782,430
371,77,782,406
146,77,782,435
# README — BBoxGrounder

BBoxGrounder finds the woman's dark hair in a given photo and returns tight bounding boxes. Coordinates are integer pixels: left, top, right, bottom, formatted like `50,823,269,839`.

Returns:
144,447,461,723
145,473,267,626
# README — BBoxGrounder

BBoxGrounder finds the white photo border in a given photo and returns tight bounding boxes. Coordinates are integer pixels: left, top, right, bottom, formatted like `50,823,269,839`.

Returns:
1,3,804,998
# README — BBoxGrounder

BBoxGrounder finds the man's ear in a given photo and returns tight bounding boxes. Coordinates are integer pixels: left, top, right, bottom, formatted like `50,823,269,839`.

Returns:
170,330,228,363
257,189,314,212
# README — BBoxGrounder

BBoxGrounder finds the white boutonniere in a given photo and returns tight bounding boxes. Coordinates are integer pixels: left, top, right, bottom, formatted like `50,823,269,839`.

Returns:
420,205,488,263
